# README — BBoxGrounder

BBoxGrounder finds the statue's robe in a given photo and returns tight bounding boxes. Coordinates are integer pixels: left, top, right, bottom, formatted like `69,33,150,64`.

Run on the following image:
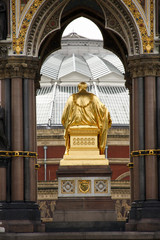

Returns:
61,89,112,154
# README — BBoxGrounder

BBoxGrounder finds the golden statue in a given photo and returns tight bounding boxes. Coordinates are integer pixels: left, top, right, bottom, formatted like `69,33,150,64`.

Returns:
62,82,112,155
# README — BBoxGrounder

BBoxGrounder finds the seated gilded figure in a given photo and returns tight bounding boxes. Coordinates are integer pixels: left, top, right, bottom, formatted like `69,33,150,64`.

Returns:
61,82,112,155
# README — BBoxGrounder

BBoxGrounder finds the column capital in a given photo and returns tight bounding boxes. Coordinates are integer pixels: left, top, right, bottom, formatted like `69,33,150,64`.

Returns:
0,57,40,89
127,55,160,78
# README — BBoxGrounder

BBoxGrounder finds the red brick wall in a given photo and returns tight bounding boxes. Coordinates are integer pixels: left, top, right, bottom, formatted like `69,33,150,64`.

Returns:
108,146,129,158
38,145,129,159
110,164,130,180
38,146,65,158
38,164,59,181
37,145,130,181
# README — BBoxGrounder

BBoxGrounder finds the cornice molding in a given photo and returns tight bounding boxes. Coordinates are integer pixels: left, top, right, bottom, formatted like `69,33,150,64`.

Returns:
37,158,61,165
109,158,130,164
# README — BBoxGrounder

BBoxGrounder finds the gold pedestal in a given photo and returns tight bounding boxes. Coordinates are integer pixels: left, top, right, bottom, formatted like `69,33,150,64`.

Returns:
60,126,109,166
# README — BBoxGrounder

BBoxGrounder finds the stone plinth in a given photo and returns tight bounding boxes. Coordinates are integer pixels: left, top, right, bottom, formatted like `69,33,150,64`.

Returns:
53,165,116,222
0,202,45,233
53,126,116,223
126,200,160,231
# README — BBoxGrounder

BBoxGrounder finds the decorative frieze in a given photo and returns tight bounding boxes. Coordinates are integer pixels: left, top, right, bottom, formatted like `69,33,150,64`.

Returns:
94,180,108,194
71,137,96,148
61,180,75,194
37,180,130,221
58,177,111,197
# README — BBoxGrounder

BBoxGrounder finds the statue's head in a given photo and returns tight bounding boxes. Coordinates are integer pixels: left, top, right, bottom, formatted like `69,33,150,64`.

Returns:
78,82,87,91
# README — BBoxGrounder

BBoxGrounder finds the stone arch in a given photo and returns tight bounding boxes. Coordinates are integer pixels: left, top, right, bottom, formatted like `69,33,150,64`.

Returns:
25,0,142,71
116,171,130,181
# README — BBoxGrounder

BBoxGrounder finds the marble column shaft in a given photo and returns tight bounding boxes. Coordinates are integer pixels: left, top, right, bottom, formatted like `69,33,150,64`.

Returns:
145,76,158,200
138,77,145,201
0,78,11,202
132,77,140,201
23,78,37,202
0,168,6,201
129,89,134,202
11,77,24,201
132,77,145,201
157,77,160,200
0,79,7,202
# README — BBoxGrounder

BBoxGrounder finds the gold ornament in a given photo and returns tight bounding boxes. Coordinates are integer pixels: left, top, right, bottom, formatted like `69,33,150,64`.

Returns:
78,180,90,194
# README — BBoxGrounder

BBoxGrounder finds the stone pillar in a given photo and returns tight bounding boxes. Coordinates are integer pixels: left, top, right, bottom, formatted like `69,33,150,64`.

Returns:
145,76,158,200
138,77,145,201
125,75,134,202
157,76,160,200
126,56,160,232
0,57,44,233
132,77,140,201
0,168,6,201
23,78,37,202
11,77,24,201
0,76,11,202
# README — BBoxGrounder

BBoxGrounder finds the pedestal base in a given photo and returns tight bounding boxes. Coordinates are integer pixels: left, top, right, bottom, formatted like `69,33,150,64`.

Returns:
126,200,160,231
0,202,45,232
53,197,116,222
53,165,116,223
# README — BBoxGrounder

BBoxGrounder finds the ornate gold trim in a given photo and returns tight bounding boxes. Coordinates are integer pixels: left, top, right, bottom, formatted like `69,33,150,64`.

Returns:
0,150,37,158
122,0,154,53
127,163,134,169
131,149,160,157
12,0,44,54
78,180,91,194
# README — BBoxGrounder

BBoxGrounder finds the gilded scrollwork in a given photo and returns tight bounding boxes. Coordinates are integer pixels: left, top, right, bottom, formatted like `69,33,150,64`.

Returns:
122,0,154,53
12,0,45,54
11,0,154,55
137,0,145,11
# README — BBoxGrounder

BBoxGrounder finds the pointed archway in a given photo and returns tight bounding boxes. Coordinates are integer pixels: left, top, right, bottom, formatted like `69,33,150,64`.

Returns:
1,0,160,232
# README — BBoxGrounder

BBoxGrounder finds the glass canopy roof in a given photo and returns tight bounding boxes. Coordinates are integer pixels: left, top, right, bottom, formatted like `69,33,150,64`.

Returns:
37,33,129,127
37,84,129,126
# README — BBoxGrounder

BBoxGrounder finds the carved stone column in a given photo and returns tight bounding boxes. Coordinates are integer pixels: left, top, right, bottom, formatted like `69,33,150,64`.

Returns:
11,75,24,201
0,57,44,232
126,55,160,232
125,74,134,202
0,60,11,203
157,75,160,199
